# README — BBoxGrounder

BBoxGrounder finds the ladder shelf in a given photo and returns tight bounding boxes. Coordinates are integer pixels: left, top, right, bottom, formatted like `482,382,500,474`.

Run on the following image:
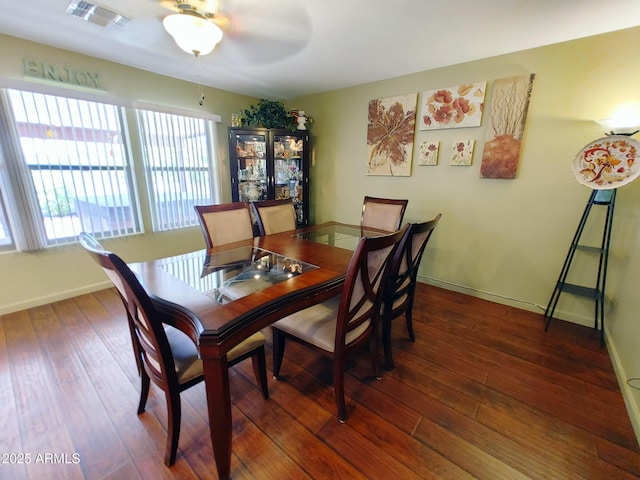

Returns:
543,188,616,346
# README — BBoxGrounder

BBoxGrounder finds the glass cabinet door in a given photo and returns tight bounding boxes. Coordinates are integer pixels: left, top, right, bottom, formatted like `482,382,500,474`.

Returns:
233,133,268,202
273,133,305,224
229,127,309,228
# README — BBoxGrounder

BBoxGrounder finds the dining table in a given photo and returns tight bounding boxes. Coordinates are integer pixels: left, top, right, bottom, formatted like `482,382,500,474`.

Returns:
129,221,387,480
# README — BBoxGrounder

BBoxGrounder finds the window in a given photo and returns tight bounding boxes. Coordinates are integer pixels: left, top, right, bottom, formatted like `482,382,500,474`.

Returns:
138,109,216,232
3,89,139,247
0,86,220,251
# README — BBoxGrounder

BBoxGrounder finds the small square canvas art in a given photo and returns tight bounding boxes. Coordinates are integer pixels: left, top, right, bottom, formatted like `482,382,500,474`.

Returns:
450,140,475,166
418,141,439,165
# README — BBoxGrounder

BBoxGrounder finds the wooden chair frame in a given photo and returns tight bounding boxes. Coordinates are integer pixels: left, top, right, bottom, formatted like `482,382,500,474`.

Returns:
381,215,441,369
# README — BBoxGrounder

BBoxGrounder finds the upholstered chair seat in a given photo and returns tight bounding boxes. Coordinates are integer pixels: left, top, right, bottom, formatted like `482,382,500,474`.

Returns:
273,296,374,351
167,326,265,384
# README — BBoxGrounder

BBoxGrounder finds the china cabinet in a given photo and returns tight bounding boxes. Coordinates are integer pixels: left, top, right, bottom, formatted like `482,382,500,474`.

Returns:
228,128,310,228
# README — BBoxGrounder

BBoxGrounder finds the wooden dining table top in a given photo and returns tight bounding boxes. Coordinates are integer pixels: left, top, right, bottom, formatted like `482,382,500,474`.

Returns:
129,221,383,353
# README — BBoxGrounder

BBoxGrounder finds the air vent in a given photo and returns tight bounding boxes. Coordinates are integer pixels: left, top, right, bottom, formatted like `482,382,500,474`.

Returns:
65,0,130,28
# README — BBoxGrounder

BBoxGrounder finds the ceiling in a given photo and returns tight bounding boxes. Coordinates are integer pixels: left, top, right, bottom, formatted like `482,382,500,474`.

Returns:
2,0,640,100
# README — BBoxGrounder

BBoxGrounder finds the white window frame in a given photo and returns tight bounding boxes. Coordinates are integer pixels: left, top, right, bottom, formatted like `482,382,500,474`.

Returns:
137,107,219,232
0,80,222,251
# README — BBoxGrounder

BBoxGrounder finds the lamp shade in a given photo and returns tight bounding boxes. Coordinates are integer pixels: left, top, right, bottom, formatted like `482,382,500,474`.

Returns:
163,13,223,56
596,105,640,134
595,117,640,134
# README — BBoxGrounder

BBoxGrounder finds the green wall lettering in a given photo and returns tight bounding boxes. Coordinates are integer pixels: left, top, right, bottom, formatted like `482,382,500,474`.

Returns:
23,58,101,89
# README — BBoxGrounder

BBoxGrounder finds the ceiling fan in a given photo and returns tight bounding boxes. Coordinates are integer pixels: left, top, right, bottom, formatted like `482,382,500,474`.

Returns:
158,0,312,63
159,1,228,56
160,0,230,26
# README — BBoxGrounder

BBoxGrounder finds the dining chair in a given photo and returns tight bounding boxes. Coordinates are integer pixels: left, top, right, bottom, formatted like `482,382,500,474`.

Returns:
271,225,407,422
194,202,255,248
360,196,409,232
380,214,442,370
251,198,297,236
79,232,269,466
78,233,148,384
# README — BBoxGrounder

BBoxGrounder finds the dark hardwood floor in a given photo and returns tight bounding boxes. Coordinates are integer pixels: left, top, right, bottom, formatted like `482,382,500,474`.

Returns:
1,283,639,479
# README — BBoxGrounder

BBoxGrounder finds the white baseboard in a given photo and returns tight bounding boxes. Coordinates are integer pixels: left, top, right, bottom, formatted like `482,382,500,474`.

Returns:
0,280,112,316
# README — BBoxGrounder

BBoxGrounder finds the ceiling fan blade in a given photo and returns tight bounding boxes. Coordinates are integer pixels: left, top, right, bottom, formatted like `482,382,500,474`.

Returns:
155,0,311,64
214,0,311,64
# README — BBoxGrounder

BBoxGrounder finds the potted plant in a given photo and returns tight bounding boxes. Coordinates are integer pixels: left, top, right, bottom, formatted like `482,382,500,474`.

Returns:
241,99,297,131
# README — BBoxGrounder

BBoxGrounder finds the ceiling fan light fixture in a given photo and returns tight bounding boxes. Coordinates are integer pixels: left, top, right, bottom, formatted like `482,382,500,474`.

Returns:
163,12,223,56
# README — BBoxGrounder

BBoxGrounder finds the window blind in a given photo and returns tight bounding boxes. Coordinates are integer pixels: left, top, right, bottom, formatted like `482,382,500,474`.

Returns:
4,89,140,248
137,109,215,232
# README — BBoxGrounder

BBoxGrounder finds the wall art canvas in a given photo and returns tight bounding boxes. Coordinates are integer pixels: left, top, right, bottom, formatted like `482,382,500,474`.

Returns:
419,82,486,131
480,74,535,179
418,141,439,165
367,93,418,176
450,140,475,166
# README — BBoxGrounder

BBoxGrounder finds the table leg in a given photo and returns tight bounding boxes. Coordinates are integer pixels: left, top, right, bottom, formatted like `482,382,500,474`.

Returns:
202,355,232,480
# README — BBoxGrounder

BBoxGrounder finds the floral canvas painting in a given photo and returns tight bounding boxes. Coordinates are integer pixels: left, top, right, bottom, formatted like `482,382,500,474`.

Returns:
419,82,486,130
418,141,439,165
480,74,535,179
450,140,475,166
367,93,418,176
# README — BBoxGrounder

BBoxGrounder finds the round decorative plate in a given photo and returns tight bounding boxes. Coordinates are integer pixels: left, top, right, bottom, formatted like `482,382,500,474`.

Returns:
572,135,640,190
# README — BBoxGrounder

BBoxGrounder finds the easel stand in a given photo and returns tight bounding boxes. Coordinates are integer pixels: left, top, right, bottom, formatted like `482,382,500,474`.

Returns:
544,188,616,346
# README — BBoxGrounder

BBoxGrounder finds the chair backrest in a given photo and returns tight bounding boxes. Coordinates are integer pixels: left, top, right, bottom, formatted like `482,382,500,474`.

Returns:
384,214,442,301
79,231,105,250
79,233,181,391
251,198,297,236
335,225,407,350
361,196,408,232
194,202,254,248
79,232,144,378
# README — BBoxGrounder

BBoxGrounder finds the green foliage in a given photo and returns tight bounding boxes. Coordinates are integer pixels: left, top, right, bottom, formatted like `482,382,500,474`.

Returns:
40,190,74,217
241,99,297,131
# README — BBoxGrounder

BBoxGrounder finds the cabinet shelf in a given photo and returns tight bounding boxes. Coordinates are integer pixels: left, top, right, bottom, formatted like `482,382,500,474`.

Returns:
229,127,310,228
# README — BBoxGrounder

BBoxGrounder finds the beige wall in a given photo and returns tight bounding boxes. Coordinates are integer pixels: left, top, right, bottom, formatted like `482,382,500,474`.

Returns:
298,27,640,441
1,28,639,441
